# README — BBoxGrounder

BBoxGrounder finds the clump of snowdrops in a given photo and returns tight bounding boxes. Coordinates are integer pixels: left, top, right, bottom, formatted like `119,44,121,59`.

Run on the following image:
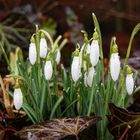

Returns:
1,13,140,140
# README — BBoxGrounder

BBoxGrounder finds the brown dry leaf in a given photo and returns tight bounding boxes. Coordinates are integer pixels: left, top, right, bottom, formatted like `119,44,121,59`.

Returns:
16,116,100,140
0,76,15,118
107,103,140,140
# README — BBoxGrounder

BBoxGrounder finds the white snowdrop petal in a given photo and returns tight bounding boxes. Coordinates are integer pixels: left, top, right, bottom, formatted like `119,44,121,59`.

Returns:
126,74,134,95
71,56,81,82
87,67,95,87
90,40,100,66
56,50,61,64
110,53,120,81
29,43,37,65
44,61,53,80
14,88,23,110
86,44,91,54
40,38,47,58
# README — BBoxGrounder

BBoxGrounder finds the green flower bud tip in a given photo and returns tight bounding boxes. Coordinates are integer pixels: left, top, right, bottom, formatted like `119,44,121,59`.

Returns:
112,44,118,53
77,94,80,101
15,82,20,89
41,32,45,38
30,36,35,43
81,30,88,44
93,31,98,40
74,48,79,56
46,53,51,61
126,66,132,75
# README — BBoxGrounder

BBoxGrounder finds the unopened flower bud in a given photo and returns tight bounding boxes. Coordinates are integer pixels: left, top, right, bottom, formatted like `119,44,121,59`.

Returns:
40,33,47,58
126,67,134,95
110,44,120,81
84,67,95,87
13,87,23,110
90,40,100,66
29,36,37,65
71,49,81,82
56,49,61,64
44,60,53,80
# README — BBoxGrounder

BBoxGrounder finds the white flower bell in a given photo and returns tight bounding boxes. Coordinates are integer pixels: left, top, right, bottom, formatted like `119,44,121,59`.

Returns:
40,33,47,58
90,40,100,66
56,49,61,64
44,59,53,80
87,67,95,87
110,44,120,81
71,49,81,82
84,67,95,87
89,31,100,66
13,87,23,110
126,67,134,95
29,37,37,65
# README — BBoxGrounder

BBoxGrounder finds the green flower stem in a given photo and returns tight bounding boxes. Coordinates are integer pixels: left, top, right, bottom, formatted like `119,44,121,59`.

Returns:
59,38,68,50
53,56,58,94
104,36,115,114
35,25,41,89
60,99,78,117
123,23,140,71
50,95,63,119
53,35,62,51
87,80,96,116
92,13,104,84
121,69,125,108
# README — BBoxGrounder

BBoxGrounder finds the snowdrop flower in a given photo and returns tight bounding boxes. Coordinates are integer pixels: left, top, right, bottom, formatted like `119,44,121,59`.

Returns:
84,67,95,87
90,40,100,66
71,49,81,82
44,59,53,80
89,31,100,66
110,44,121,81
40,33,47,58
29,36,37,65
126,66,134,95
13,88,23,110
56,49,61,64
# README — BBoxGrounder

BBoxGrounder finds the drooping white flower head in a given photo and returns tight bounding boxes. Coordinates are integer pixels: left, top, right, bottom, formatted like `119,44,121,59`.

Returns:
126,67,134,95
56,49,61,64
44,60,53,80
71,49,81,82
13,88,23,110
110,53,120,81
90,40,100,66
40,33,47,58
110,44,121,81
84,67,95,87
29,36,37,65
87,67,95,87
